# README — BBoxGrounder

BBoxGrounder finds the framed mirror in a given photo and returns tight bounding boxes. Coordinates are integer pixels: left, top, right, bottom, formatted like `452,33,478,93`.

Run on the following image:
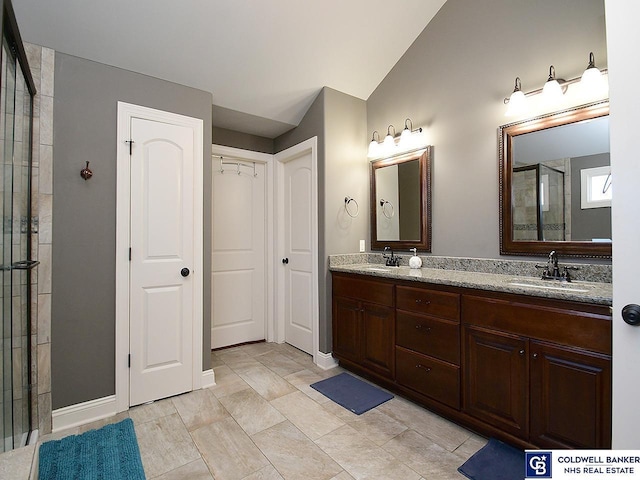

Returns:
370,147,432,252
499,100,611,257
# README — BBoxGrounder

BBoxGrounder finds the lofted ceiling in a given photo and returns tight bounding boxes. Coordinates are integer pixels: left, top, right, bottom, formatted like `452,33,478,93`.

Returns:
13,0,446,137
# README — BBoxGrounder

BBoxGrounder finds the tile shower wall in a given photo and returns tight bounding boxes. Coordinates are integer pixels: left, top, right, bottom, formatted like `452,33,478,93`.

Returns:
25,42,54,436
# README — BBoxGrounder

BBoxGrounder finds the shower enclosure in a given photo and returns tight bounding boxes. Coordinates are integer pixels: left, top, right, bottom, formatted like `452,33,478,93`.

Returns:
512,163,566,242
1,0,37,452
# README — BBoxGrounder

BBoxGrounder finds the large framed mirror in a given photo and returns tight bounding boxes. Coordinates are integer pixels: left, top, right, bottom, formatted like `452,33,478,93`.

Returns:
499,100,610,257
370,147,432,252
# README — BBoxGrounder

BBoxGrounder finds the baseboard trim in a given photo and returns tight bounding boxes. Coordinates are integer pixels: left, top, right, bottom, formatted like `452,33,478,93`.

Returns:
52,395,117,432
202,368,215,388
53,370,215,432
316,351,339,370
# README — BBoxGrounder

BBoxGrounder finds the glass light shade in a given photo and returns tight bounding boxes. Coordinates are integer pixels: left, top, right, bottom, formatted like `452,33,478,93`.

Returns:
580,66,604,94
383,133,395,152
505,90,527,117
399,127,412,148
542,78,563,103
368,139,381,158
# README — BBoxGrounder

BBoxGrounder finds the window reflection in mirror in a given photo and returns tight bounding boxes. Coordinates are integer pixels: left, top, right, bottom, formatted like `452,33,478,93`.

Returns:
499,101,611,257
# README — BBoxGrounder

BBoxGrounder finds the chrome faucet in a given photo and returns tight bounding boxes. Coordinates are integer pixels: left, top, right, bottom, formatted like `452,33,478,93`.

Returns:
535,250,579,282
548,250,560,278
383,246,401,267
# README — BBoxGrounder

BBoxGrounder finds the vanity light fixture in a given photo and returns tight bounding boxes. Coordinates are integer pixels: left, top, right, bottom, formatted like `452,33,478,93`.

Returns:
504,77,527,117
383,125,396,153
542,65,565,103
367,119,424,158
368,131,382,158
503,54,608,116
580,52,605,93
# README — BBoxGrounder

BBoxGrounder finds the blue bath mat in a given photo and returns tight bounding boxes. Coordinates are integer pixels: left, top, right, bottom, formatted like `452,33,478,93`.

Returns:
458,437,524,480
38,418,146,480
310,372,393,414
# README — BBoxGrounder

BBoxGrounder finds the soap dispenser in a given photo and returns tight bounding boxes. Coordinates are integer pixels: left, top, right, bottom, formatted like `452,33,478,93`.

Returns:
409,248,422,269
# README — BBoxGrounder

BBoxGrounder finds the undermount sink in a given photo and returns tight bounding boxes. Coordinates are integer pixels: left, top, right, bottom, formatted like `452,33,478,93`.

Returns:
508,279,589,293
363,266,396,272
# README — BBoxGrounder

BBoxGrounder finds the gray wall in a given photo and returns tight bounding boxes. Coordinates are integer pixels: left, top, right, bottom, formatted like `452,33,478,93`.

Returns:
366,0,607,259
571,153,611,240
212,126,275,154
52,53,213,409
275,88,368,353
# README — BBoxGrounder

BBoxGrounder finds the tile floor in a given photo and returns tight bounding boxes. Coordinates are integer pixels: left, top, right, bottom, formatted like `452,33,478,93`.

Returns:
5,342,488,479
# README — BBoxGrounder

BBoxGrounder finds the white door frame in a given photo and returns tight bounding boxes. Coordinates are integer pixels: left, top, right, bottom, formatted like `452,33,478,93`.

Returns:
115,102,203,413
211,144,275,343
606,0,640,448
274,137,319,363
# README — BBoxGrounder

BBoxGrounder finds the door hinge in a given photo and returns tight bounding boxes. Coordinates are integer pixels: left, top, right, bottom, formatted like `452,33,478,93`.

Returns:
125,139,134,155
128,354,131,368
129,248,131,261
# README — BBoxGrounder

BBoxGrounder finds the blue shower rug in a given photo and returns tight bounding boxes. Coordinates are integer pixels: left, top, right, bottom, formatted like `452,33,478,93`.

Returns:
38,418,146,480
310,372,393,414
457,437,524,480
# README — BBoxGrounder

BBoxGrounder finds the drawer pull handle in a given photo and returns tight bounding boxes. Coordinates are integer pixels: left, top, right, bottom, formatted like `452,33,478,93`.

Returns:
416,364,432,373
415,299,431,305
415,325,431,333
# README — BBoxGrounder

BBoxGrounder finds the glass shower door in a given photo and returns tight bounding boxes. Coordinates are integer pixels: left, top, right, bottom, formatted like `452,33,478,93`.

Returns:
1,31,35,453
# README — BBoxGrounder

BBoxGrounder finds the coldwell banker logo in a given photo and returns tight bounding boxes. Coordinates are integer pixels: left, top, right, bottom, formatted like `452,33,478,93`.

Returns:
526,451,552,478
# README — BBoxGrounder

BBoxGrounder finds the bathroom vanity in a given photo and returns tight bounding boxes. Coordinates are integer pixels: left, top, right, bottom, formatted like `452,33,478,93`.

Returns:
331,261,612,450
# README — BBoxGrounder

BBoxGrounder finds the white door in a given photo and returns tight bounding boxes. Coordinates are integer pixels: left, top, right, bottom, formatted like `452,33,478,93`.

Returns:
129,117,195,406
211,159,266,348
606,0,640,448
276,139,318,357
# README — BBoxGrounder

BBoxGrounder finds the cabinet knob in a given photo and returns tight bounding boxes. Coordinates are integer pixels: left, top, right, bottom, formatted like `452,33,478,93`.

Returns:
519,349,525,355
533,353,539,359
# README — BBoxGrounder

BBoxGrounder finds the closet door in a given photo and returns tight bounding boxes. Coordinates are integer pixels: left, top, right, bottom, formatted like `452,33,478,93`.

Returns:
211,155,267,348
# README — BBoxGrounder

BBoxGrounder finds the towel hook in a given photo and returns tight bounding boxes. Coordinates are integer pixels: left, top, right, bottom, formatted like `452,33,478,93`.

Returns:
344,196,359,218
80,161,93,180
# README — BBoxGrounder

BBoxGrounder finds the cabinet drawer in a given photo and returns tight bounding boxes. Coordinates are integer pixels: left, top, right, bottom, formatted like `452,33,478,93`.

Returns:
396,312,460,364
462,295,611,355
396,346,460,409
333,274,394,307
396,285,460,321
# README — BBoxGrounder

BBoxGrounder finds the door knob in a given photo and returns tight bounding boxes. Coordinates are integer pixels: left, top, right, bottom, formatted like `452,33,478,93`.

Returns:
622,304,640,326
181,268,190,277
282,258,289,265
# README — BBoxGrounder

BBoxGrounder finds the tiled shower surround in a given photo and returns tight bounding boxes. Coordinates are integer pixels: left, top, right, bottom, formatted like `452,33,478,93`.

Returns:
25,42,54,437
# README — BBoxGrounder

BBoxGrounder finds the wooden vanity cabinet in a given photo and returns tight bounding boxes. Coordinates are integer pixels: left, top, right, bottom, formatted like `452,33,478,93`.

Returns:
462,294,612,449
395,285,461,409
332,274,395,379
331,271,612,449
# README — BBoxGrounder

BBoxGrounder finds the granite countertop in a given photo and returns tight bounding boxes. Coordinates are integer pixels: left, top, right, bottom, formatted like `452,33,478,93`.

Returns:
330,263,613,306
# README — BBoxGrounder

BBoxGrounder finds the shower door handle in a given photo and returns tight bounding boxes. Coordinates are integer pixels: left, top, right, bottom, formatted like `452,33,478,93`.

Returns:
10,260,40,270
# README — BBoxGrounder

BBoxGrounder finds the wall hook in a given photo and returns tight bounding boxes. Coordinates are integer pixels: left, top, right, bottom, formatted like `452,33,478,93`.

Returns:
80,161,93,180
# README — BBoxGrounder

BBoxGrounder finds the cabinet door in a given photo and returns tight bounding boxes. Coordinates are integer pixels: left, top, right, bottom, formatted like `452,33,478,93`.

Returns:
361,303,395,378
530,341,612,449
332,297,361,363
464,326,528,439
